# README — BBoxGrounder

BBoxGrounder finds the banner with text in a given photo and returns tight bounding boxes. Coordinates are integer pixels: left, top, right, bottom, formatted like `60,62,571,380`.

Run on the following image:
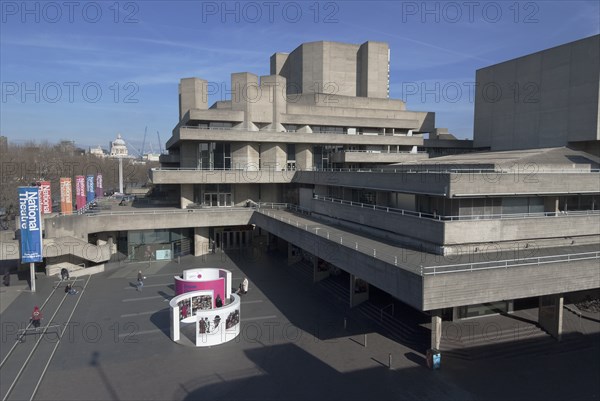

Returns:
75,175,86,210
60,178,73,214
86,175,95,203
39,181,52,214
18,186,43,263
95,174,103,198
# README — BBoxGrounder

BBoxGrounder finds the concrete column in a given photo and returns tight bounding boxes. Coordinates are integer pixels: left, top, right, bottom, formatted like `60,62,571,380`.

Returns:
350,274,369,307
260,143,287,171
287,243,301,266
261,75,287,132
194,227,209,256
231,143,259,171
431,310,442,350
544,197,559,215
179,78,208,120
180,184,194,209
539,294,564,340
313,257,330,283
295,144,313,171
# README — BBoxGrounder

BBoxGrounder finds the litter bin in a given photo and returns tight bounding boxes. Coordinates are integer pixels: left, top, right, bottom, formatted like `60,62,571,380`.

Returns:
426,348,441,370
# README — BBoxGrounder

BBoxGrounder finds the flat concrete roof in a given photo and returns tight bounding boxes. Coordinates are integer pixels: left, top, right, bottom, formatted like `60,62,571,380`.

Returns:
397,147,600,170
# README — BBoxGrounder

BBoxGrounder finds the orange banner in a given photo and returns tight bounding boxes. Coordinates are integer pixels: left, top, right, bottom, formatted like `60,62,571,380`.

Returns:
60,178,73,214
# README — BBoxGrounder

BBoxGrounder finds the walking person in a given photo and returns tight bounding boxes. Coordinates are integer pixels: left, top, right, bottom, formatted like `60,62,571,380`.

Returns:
137,270,145,292
242,277,248,294
31,306,42,329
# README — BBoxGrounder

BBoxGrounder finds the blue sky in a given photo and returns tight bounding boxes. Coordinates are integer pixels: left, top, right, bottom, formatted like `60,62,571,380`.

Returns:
1,1,598,151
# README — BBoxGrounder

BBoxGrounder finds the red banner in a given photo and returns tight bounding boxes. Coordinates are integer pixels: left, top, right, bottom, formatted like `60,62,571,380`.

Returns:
75,175,86,210
60,178,73,214
39,181,52,214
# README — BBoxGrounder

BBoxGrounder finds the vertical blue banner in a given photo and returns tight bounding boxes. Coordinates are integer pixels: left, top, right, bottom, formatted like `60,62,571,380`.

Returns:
86,175,95,203
18,187,43,263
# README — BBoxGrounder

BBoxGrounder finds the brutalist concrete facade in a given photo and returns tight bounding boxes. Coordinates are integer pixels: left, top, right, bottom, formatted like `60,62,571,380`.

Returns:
474,34,600,155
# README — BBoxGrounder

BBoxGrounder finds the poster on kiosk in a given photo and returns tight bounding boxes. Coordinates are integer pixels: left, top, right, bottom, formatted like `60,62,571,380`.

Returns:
39,181,52,214
86,175,95,203
60,178,73,214
75,175,86,210
18,187,43,263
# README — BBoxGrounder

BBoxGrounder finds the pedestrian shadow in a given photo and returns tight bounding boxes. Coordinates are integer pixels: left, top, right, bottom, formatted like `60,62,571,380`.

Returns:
128,282,138,289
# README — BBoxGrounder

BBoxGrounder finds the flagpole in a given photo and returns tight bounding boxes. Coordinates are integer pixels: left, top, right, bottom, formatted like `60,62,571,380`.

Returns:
30,262,35,292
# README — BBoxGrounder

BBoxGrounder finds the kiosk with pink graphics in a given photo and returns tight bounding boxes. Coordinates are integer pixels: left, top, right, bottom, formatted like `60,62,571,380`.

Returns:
169,268,240,347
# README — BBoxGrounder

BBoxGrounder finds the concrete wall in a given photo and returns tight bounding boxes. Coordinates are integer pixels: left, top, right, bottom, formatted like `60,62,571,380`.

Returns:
45,209,254,238
150,169,294,184
295,171,450,196
422,258,600,310
275,41,389,99
474,35,600,150
179,78,208,120
311,198,444,246
448,172,600,197
444,215,600,244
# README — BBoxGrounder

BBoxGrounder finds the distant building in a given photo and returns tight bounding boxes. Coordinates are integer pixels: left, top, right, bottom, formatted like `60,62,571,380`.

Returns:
143,153,161,162
108,134,133,158
89,146,106,158
0,136,7,152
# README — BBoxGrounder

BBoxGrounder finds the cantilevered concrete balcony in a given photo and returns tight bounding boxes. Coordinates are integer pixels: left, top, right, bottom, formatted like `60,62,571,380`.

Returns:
330,150,429,164
171,126,424,147
310,196,600,252
295,169,600,197
150,168,295,185
45,208,255,237
251,206,600,311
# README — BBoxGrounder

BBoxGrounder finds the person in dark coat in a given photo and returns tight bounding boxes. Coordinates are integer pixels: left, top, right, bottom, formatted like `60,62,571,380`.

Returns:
215,294,223,308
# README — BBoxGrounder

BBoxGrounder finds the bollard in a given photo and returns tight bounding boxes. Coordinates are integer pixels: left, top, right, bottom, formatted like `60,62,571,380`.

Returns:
388,353,392,369
178,255,181,264
364,334,367,347
344,318,347,330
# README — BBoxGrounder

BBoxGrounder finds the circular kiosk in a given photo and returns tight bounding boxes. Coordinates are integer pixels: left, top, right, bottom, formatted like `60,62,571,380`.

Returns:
169,268,240,347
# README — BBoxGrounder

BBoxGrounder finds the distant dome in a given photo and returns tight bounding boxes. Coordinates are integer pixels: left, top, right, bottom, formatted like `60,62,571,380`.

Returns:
113,134,125,146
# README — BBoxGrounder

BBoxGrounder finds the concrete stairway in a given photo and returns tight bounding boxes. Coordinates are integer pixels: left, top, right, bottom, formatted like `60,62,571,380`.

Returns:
289,260,428,349
46,261,105,278
43,236,111,263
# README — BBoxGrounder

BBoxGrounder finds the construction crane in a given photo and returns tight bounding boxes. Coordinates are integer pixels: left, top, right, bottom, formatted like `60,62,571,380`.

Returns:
140,126,147,159
157,131,164,154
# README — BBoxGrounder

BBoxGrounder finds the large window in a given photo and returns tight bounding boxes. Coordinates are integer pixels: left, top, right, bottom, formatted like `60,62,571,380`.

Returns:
202,184,233,207
559,195,599,211
197,142,231,170
501,197,544,215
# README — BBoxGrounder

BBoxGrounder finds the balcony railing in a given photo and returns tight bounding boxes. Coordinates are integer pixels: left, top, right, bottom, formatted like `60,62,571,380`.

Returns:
254,203,600,275
340,150,428,154
181,126,415,137
313,195,600,221
422,251,600,275
314,167,600,174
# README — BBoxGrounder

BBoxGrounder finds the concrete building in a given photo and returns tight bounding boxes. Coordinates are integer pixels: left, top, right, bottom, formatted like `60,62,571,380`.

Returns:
3,39,599,357
474,35,600,156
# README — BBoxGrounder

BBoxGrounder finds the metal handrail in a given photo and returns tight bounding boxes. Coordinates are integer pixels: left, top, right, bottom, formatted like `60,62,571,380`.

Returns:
341,150,428,154
423,251,600,275
253,206,600,275
315,167,600,174
313,195,600,221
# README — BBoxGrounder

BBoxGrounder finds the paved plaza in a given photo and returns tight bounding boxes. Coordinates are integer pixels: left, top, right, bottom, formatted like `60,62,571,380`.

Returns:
1,249,599,400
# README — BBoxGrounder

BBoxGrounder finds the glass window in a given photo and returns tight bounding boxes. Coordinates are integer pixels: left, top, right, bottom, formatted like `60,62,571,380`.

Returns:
502,198,528,214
